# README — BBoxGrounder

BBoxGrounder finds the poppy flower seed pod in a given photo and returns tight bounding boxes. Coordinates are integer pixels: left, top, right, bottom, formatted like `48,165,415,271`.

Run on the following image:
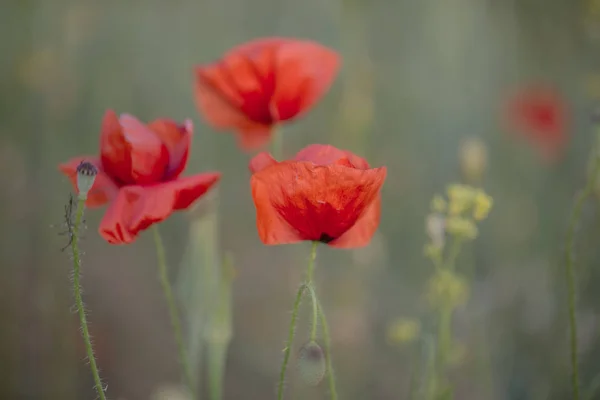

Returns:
297,340,326,386
76,160,98,201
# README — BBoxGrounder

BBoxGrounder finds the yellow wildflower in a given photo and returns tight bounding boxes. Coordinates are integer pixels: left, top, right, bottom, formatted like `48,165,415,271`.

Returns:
445,216,478,240
426,269,469,309
473,190,493,221
447,184,476,215
386,318,421,345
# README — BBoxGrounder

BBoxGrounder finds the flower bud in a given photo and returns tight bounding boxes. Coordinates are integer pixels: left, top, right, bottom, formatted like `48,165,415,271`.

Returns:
76,160,98,201
297,340,326,386
459,138,487,185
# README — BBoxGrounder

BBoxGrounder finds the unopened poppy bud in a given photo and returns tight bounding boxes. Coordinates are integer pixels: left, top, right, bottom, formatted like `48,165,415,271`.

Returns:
76,160,97,201
297,340,326,386
459,138,487,185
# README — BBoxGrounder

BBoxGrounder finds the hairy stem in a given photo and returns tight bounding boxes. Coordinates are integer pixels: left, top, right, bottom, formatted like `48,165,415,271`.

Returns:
153,226,195,398
565,159,600,400
277,284,307,400
277,241,319,399
71,197,106,400
315,291,338,400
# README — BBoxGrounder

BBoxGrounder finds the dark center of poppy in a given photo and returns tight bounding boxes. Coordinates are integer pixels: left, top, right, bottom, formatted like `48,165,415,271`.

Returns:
318,233,335,244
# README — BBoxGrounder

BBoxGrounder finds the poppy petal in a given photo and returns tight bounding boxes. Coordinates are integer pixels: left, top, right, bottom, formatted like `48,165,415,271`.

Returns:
118,114,170,184
250,161,386,246
194,67,272,149
147,118,193,179
271,40,340,122
249,152,278,173
99,110,133,184
329,195,381,248
58,156,119,208
99,173,221,245
99,186,145,244
504,85,568,162
294,144,370,169
250,165,304,245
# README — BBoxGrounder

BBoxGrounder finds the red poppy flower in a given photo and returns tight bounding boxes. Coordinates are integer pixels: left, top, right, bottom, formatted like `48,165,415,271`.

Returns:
194,37,340,150
504,84,568,162
249,144,386,248
59,110,221,244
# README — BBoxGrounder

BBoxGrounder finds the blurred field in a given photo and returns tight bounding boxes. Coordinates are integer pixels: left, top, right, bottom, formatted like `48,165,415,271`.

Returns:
2,0,600,399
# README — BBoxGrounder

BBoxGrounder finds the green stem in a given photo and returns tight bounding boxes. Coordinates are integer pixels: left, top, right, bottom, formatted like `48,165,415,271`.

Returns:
277,284,307,400
565,159,600,400
316,296,338,400
306,243,319,342
71,197,106,400
444,238,463,272
308,284,319,342
436,306,452,371
277,241,319,399
153,226,196,398
271,126,283,160
306,241,318,283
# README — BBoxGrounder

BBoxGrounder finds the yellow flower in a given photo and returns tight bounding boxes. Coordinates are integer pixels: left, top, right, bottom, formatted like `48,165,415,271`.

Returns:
445,216,478,240
386,318,421,345
447,184,476,215
426,269,469,309
473,190,493,221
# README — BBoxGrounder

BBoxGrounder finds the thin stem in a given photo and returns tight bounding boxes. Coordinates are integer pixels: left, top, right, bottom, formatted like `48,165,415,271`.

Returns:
565,159,600,400
306,241,318,283
308,284,319,341
436,305,452,371
444,238,463,272
71,197,106,400
307,284,319,341
316,298,338,400
153,226,196,398
277,284,307,400
277,241,319,399
271,126,283,160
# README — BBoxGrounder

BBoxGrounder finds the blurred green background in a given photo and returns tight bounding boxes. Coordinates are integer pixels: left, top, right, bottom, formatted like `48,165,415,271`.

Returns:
2,0,600,399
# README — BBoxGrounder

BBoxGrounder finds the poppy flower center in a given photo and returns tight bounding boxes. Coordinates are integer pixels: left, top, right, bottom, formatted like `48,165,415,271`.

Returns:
318,233,335,243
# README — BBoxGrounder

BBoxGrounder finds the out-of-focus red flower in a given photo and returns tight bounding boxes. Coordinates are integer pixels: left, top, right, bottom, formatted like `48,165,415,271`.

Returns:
59,110,221,244
194,37,340,150
504,85,568,162
249,144,386,248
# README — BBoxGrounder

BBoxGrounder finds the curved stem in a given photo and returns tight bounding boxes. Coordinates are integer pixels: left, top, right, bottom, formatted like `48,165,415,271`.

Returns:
153,226,196,398
316,298,338,400
277,284,307,400
305,247,338,400
565,160,600,400
308,284,319,341
277,241,319,399
71,197,106,400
